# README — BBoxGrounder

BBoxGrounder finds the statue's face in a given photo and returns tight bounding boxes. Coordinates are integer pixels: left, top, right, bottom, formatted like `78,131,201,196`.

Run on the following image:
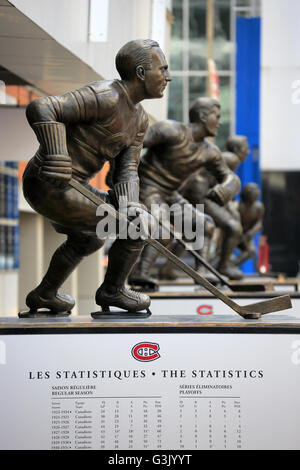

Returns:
244,186,260,203
144,47,171,98
250,187,260,202
203,105,221,137
238,140,249,161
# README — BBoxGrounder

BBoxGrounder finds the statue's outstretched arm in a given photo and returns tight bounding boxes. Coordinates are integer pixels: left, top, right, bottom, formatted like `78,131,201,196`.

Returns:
113,111,149,204
25,84,113,187
206,148,241,206
143,120,182,148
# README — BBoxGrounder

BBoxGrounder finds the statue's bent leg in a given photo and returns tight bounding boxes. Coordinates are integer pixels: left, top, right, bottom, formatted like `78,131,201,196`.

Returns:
95,239,151,312
128,242,163,288
159,241,183,280
217,219,243,280
205,201,243,280
233,240,256,267
128,188,172,290
159,197,213,282
26,233,104,314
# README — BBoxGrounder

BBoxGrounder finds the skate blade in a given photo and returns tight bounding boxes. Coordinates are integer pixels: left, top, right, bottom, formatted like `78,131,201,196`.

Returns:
18,309,72,319
131,286,158,293
241,313,262,320
129,281,159,292
91,308,152,320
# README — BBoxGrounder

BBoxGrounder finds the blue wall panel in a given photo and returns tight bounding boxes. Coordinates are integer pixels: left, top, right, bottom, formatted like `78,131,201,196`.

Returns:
235,17,261,273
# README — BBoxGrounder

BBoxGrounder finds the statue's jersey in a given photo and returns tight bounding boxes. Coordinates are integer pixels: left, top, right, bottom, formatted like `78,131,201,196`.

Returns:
27,80,148,182
239,201,264,232
181,150,241,205
138,120,229,193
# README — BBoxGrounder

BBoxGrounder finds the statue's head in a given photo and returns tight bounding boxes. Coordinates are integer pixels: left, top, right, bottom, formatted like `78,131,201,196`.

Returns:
241,182,260,203
226,135,249,162
189,97,221,137
116,39,171,99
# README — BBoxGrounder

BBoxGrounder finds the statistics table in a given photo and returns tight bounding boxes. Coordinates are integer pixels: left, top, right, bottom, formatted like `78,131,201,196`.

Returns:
0,315,300,450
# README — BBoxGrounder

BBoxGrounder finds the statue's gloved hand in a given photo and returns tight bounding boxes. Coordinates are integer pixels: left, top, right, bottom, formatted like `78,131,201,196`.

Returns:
31,121,71,188
242,232,252,243
206,184,231,206
120,202,157,240
203,212,215,238
39,154,72,188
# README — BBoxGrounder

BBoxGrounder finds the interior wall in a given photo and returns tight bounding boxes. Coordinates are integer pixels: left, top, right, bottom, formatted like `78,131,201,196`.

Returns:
9,0,170,119
0,107,38,161
261,0,300,171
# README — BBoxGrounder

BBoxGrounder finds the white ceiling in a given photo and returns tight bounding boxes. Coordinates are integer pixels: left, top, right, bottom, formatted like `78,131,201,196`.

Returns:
0,2,102,95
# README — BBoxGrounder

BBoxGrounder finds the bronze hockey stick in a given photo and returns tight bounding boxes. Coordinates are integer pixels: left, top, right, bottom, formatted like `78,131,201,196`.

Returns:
69,179,292,319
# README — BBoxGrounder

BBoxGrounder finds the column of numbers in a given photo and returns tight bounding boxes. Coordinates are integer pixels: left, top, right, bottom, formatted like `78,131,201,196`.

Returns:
113,401,120,449
193,400,199,449
142,401,150,449
179,400,185,449
128,400,134,449
100,401,106,449
51,404,72,450
234,400,242,449
155,400,163,449
51,406,61,449
221,400,227,449
208,400,214,449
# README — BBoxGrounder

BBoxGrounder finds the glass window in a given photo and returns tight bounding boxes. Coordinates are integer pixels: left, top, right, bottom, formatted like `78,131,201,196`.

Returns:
214,0,232,71
235,0,260,16
188,0,232,71
168,76,184,122
189,75,207,106
189,0,207,71
236,0,251,6
170,0,184,70
215,76,231,150
168,0,234,147
0,84,39,106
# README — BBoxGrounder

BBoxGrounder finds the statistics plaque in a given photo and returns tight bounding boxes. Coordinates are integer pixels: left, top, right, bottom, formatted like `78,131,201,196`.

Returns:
0,315,300,450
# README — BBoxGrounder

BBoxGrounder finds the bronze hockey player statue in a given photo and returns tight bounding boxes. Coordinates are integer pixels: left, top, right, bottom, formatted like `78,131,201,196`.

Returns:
20,39,171,317
183,135,249,280
129,97,241,289
231,182,264,268
158,135,249,281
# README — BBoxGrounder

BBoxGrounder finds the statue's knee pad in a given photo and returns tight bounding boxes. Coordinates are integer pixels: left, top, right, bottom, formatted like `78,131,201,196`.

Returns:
248,244,257,257
116,238,146,254
190,210,215,238
67,235,104,258
203,214,215,238
227,220,243,237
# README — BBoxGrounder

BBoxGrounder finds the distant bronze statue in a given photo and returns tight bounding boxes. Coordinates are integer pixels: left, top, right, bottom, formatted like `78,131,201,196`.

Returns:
222,135,249,171
159,135,249,281
129,97,241,289
202,135,249,280
21,39,171,317
231,182,264,268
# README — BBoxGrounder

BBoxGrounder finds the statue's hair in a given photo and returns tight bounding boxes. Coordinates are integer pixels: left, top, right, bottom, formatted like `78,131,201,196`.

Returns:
189,97,220,123
226,135,248,153
241,182,260,201
116,39,160,80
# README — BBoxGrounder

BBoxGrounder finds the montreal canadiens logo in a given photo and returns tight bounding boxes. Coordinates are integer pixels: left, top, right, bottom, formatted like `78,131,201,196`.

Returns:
197,304,213,315
131,342,160,362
